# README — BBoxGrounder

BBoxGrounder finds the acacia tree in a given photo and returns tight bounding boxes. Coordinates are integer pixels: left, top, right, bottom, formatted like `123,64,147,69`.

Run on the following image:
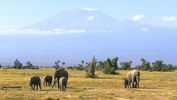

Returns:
81,60,84,66
139,58,151,71
86,56,97,78
96,61,104,70
26,61,33,69
62,62,65,66
54,60,60,69
111,57,119,70
121,61,132,70
152,60,163,71
14,59,22,69
103,58,116,74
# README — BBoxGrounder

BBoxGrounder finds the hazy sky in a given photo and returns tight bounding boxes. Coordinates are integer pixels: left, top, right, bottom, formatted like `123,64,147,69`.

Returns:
0,0,177,29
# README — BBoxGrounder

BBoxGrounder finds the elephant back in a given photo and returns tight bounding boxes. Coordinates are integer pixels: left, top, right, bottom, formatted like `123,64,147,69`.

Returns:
54,68,68,80
127,70,139,81
30,76,41,85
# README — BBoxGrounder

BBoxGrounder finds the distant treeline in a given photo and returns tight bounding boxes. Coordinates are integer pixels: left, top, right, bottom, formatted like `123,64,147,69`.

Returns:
67,57,177,73
0,58,177,73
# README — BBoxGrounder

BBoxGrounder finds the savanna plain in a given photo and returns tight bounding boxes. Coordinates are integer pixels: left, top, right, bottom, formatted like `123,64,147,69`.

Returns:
0,68,177,100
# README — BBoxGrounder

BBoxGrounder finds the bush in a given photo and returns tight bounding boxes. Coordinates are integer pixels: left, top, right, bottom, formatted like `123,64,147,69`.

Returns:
75,64,84,70
67,66,74,70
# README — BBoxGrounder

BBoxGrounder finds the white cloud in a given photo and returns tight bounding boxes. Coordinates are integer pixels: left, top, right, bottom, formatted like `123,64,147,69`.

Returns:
132,14,144,22
0,28,87,35
88,16,95,21
162,16,176,22
141,27,149,32
81,8,97,11
67,29,86,33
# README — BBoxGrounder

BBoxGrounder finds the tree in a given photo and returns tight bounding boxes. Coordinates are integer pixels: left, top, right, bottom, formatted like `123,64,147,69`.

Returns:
86,56,97,78
0,64,1,68
26,61,33,69
76,64,84,70
161,64,168,72
81,60,84,65
14,59,22,69
96,61,104,70
168,64,175,72
54,60,60,69
102,58,116,74
152,60,163,71
139,58,151,71
111,57,119,70
121,61,132,70
62,62,65,66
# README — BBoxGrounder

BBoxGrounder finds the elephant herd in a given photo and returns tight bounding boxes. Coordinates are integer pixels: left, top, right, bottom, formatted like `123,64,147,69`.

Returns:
29,68,68,91
29,69,140,91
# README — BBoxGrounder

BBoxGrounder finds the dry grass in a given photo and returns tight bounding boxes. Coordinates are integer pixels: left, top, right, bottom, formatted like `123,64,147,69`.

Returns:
0,68,177,100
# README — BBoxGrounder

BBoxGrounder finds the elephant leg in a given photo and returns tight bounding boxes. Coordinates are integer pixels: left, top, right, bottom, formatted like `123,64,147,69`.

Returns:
63,85,66,91
124,83,126,88
128,82,130,88
60,85,62,91
132,81,135,88
39,84,41,90
131,80,134,88
33,85,35,90
34,85,36,90
31,85,34,90
52,79,57,88
57,80,60,89
52,81,56,88
65,80,67,88
36,85,38,90
137,81,139,88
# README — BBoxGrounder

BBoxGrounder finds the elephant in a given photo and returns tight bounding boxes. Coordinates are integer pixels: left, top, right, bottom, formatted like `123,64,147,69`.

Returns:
127,69,140,88
123,78,129,88
44,75,52,87
52,68,68,89
59,76,67,91
29,76,41,90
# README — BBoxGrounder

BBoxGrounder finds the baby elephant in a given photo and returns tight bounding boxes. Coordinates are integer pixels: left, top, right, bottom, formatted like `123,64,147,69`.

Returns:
123,78,129,88
29,76,41,90
44,75,52,87
59,77,67,91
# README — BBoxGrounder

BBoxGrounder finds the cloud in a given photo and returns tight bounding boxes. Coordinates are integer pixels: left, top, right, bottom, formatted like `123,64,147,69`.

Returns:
132,14,144,22
162,16,176,22
81,8,97,11
141,27,149,32
0,28,87,35
87,16,95,21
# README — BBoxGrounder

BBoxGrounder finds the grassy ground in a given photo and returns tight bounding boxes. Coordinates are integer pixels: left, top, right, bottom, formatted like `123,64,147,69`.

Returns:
0,68,177,100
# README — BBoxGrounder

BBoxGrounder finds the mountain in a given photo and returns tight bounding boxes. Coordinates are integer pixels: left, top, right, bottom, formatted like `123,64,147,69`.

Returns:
27,8,151,33
0,8,177,66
